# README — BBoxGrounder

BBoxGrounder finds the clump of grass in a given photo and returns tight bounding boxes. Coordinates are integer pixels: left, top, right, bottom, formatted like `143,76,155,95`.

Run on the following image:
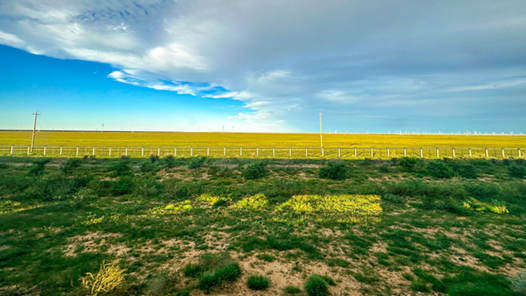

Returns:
256,254,275,262
283,285,302,294
305,274,329,296
327,258,350,268
243,161,268,180
165,155,176,168
510,269,526,295
318,162,347,180
62,158,82,175
247,275,270,290
198,263,242,292
80,262,125,296
183,264,203,278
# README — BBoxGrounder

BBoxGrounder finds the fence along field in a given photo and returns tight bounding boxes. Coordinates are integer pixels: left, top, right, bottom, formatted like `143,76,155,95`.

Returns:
0,131,525,159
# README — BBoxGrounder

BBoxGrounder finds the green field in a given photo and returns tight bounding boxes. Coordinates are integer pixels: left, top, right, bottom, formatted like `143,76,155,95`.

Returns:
1,131,525,148
1,156,525,295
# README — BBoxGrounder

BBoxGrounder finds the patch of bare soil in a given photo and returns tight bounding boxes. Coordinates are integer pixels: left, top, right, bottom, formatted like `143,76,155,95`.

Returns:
63,232,123,257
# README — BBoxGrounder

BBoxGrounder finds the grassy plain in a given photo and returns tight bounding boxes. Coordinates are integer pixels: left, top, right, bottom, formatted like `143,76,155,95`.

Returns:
1,156,525,295
1,130,525,148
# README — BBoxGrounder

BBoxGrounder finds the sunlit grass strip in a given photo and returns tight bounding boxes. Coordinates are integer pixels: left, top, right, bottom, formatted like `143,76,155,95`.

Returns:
0,200,38,215
275,195,382,224
463,197,509,214
231,194,268,211
196,193,232,207
147,200,193,215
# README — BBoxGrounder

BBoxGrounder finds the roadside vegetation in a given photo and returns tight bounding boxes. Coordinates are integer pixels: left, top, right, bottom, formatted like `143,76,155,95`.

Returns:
0,156,525,295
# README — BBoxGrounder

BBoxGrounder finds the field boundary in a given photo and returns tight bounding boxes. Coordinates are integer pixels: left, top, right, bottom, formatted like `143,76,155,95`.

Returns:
1,145,524,159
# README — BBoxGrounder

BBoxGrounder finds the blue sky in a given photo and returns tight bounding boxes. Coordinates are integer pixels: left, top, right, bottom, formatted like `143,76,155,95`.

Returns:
0,0,525,133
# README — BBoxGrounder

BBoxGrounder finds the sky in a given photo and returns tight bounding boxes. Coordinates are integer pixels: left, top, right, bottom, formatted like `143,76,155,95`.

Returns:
0,0,525,134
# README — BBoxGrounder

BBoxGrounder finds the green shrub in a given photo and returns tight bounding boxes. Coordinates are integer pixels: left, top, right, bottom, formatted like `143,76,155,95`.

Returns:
508,166,526,178
247,275,270,290
443,270,520,296
243,161,268,180
188,157,207,169
283,285,302,294
112,178,134,196
399,157,419,171
320,275,336,286
26,174,72,201
455,164,478,179
62,158,82,175
318,162,347,180
150,154,159,163
28,158,51,176
183,264,202,278
165,155,176,168
305,274,329,296
382,193,405,203
426,161,455,178
112,160,131,176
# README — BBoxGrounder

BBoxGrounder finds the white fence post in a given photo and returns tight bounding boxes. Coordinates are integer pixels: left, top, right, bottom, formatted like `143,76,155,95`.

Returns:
436,148,439,158
256,148,258,157
338,148,341,158
175,148,177,156
469,148,472,157
158,148,161,156
404,148,407,157
27,146,30,155
502,148,505,158
289,148,291,157
387,148,390,158
519,149,522,158
93,147,96,156
109,148,112,156
240,147,242,156
370,148,373,157
11,146,14,155
191,147,194,156
207,147,210,156
142,148,144,156
354,148,357,157
322,148,324,157
306,148,308,157
76,147,79,156
485,148,488,157
43,146,46,155
273,148,275,157
224,147,226,156
125,148,128,156
452,148,455,158
420,148,423,158
60,146,63,156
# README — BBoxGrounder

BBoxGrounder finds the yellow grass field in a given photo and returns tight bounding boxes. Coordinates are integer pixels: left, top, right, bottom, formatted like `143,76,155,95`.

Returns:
0,130,525,148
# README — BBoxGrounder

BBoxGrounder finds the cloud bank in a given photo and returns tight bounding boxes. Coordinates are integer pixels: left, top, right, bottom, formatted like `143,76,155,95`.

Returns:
1,0,526,132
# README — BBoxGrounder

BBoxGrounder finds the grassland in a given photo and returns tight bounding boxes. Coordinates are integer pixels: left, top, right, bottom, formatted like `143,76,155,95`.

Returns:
1,156,525,296
1,130,525,148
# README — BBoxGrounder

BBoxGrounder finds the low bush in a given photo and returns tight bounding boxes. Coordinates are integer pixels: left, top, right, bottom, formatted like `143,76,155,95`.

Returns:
243,161,268,180
150,154,159,163
247,275,270,290
198,263,241,292
188,157,207,169
112,178,134,196
426,161,455,178
112,160,131,177
305,274,329,296
399,157,419,171
183,264,203,278
318,162,347,180
28,158,51,176
382,193,405,203
508,166,526,178
165,155,176,168
62,158,82,175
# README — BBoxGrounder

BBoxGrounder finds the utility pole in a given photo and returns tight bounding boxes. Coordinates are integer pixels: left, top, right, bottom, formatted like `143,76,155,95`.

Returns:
30,110,41,152
102,123,104,133
319,112,323,154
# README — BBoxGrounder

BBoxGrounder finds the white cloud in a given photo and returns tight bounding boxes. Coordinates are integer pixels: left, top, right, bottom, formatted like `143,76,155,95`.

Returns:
1,0,526,131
